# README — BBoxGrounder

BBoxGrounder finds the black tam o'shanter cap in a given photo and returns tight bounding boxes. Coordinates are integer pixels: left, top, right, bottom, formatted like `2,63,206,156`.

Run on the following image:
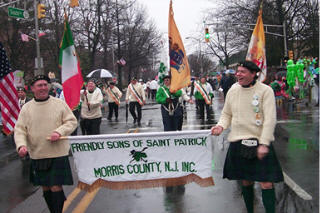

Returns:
31,75,51,85
17,87,26,92
87,78,97,85
238,60,261,72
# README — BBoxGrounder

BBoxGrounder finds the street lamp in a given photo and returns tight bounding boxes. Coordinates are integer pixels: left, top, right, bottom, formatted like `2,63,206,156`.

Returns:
185,37,203,75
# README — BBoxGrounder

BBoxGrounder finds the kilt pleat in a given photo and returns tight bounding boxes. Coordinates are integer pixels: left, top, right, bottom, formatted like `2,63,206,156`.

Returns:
30,156,73,186
223,141,284,182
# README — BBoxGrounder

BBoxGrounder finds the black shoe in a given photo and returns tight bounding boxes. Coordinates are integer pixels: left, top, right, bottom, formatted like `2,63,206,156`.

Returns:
115,117,118,121
177,185,185,194
137,121,141,126
165,186,173,193
107,117,111,121
133,118,137,124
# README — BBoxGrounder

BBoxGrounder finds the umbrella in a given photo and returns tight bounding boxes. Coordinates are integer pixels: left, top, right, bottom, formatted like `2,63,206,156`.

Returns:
87,69,113,78
225,69,235,74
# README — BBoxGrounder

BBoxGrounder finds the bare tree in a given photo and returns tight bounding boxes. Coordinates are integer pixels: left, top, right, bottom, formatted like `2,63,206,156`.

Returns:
204,0,319,66
188,52,215,77
120,2,162,83
0,0,171,87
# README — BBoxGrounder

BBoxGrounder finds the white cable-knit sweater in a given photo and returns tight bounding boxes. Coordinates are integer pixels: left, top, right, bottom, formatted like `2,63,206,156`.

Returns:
217,81,276,146
14,96,77,159
80,88,103,119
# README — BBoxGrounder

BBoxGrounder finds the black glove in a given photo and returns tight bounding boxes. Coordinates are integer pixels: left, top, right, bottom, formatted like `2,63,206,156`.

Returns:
166,98,172,103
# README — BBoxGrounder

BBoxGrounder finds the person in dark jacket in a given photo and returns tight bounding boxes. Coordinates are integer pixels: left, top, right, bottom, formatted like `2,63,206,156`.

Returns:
220,70,236,99
17,87,31,109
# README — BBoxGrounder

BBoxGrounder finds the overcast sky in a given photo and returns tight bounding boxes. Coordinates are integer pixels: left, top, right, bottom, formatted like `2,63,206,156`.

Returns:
137,0,217,40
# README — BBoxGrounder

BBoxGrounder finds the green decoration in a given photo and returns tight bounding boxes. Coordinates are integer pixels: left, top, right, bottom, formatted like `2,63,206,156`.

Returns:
296,61,305,83
158,62,168,85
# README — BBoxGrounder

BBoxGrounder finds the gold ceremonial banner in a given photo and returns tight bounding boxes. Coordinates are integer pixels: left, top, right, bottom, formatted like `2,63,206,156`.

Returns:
168,0,191,93
246,3,267,82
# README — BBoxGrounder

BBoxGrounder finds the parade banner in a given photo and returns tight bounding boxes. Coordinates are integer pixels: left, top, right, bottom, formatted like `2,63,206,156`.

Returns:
69,130,214,191
168,0,191,93
246,3,267,82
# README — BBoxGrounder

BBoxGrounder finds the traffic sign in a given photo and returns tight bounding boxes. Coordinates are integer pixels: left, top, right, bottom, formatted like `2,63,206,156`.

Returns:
8,7,29,19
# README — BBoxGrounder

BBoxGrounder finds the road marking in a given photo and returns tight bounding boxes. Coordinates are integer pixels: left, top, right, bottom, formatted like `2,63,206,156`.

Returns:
62,187,81,212
71,187,101,213
283,171,313,200
128,128,140,132
65,128,140,212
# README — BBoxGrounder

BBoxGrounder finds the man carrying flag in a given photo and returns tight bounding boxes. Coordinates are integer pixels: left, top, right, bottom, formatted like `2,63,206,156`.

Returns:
168,0,191,93
59,15,83,110
246,3,267,82
0,42,20,135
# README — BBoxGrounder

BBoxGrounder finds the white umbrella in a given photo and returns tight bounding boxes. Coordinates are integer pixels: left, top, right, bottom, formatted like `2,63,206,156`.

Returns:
87,69,113,78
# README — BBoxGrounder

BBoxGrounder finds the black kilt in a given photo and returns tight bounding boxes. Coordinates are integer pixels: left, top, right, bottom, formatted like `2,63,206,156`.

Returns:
30,156,73,186
223,141,284,182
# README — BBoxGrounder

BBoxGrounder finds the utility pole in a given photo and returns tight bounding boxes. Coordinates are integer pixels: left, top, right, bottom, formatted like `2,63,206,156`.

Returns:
111,33,115,75
33,0,42,75
115,0,122,90
282,21,288,56
186,37,203,75
207,22,288,57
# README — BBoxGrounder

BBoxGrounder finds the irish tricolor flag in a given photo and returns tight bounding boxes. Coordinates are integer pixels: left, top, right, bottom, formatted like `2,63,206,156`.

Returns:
59,18,83,109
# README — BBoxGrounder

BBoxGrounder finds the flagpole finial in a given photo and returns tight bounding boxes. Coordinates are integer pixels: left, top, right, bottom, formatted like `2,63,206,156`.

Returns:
259,0,263,16
64,8,68,20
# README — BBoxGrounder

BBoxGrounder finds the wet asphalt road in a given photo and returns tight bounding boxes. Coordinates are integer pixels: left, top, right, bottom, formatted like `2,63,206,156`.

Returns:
1,91,319,213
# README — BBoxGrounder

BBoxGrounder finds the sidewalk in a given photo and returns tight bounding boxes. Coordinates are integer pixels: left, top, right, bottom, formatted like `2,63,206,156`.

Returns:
0,134,18,168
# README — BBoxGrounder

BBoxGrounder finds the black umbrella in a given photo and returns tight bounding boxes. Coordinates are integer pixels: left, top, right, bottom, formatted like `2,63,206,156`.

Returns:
87,69,113,78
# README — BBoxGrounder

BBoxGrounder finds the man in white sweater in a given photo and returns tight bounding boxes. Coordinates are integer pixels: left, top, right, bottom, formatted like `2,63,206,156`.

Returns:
211,61,283,213
14,75,77,213
80,79,103,135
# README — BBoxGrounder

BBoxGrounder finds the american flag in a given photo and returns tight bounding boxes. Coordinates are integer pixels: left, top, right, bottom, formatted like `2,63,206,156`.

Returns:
0,42,20,135
117,57,126,66
21,34,29,42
